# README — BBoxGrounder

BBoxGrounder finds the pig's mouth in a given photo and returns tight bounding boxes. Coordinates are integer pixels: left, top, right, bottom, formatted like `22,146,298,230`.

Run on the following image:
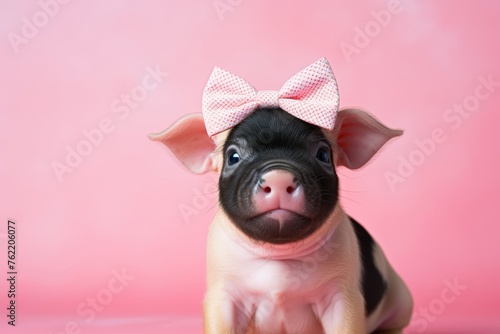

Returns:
242,210,317,244
258,209,306,222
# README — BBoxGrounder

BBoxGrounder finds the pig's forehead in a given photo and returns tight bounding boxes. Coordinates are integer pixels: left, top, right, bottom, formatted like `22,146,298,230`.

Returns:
208,108,338,153
230,108,326,138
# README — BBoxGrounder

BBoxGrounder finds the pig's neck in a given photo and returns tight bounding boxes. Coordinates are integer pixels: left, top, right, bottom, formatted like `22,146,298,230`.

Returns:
217,205,347,260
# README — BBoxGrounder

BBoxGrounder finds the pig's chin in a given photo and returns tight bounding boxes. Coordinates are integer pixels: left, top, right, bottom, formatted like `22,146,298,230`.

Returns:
238,210,320,245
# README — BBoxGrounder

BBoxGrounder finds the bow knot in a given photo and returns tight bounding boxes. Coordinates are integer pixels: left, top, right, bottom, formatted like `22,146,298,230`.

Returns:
256,90,280,108
202,57,340,136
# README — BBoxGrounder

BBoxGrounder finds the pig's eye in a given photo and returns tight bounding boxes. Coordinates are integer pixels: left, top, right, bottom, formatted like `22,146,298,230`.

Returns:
228,150,241,166
316,147,330,163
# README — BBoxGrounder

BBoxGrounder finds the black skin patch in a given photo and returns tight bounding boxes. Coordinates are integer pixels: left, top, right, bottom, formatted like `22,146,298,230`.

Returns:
219,108,339,244
350,217,387,315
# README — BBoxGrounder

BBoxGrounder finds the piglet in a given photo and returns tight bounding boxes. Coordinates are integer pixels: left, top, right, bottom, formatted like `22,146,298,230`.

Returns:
150,58,413,334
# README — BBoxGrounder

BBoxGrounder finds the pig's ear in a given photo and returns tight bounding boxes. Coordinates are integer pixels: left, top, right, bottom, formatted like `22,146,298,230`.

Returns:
149,113,218,174
331,108,403,170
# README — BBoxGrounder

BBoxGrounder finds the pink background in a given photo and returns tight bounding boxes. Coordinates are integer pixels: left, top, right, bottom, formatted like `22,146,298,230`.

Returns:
1,0,499,333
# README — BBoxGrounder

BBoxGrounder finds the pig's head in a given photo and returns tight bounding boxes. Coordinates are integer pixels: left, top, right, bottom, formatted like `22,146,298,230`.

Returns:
150,108,402,244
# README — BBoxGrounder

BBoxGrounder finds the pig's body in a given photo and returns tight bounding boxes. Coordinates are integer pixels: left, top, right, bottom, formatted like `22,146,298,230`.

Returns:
204,207,412,334
151,60,414,333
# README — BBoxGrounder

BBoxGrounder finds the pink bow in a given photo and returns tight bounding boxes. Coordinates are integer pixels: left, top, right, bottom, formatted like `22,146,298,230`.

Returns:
202,57,340,136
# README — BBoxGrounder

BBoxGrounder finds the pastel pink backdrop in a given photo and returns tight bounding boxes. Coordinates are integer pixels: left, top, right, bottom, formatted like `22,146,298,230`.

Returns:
1,0,499,333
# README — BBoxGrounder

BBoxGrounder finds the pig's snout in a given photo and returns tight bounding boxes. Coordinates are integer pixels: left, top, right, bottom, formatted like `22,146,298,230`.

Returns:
254,170,306,216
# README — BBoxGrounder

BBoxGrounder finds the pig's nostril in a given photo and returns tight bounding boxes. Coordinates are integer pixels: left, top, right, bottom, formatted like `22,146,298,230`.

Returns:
255,170,306,215
258,170,301,197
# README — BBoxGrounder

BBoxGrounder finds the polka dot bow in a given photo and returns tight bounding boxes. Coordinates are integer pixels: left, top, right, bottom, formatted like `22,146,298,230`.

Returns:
202,57,340,136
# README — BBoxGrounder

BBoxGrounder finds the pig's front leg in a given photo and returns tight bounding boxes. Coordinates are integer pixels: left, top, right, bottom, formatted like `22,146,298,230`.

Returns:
318,289,366,334
203,286,255,334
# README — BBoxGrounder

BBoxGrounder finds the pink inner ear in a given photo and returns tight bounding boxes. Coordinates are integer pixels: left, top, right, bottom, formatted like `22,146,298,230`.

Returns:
335,109,403,170
149,114,217,174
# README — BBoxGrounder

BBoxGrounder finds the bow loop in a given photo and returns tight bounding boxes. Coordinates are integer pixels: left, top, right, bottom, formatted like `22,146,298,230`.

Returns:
202,58,340,136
